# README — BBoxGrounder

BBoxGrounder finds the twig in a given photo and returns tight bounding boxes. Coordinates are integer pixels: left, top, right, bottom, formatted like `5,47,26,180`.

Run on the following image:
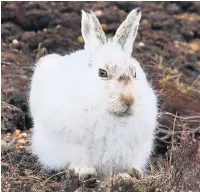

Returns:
42,170,66,184
1,60,18,67
1,101,22,112
81,177,98,183
28,176,44,181
162,112,200,121
2,60,33,70
190,74,200,88
169,111,178,168
11,154,26,177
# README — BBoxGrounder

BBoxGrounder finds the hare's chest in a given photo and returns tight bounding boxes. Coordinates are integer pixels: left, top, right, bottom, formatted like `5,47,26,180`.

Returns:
85,116,143,158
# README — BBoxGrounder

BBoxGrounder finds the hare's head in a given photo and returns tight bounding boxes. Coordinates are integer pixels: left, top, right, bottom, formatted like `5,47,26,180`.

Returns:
81,8,148,116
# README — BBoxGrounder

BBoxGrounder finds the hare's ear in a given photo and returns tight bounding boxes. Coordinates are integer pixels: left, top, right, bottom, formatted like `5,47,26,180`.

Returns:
81,9,106,50
113,8,142,55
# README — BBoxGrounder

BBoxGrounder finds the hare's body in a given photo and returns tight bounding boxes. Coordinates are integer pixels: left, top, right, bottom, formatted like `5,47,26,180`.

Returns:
30,8,158,177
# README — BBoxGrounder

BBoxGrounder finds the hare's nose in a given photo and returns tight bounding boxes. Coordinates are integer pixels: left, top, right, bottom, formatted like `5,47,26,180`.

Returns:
118,75,131,86
120,91,134,107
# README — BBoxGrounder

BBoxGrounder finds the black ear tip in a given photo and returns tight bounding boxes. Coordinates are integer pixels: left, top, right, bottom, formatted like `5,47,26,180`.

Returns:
83,9,92,14
136,7,141,14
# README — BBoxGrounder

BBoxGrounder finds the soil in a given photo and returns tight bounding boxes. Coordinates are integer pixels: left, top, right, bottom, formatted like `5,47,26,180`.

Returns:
1,1,200,192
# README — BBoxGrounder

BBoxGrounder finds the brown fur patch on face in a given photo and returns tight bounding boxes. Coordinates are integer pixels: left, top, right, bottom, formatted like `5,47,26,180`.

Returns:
119,75,131,85
104,63,112,78
105,63,109,71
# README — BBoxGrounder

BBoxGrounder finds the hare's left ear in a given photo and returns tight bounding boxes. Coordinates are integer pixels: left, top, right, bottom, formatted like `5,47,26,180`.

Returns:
113,8,142,55
81,9,106,50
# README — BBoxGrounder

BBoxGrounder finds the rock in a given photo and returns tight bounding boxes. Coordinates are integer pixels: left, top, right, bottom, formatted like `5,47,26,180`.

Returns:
1,22,23,40
60,12,81,30
171,31,184,41
193,2,200,13
150,13,170,21
182,30,194,40
1,105,23,132
1,2,23,22
188,41,200,52
181,20,199,41
150,13,173,30
166,3,181,14
20,10,55,31
12,39,19,44
56,24,61,29
12,129,21,136
21,31,39,51
1,135,17,149
8,91,33,130
12,41,27,51
94,10,103,17
114,2,143,12
140,19,151,30
3,135,13,142
99,9,126,24
176,2,193,11
58,2,85,13
17,138,27,144
18,132,28,139
21,31,36,42
138,42,145,47
153,188,163,192
151,20,174,30
1,165,10,174
1,140,9,148
23,1,46,11
9,91,28,113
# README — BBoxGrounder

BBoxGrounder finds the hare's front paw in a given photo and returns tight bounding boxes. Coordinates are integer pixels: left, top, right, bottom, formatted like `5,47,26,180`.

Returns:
116,172,132,181
71,165,97,180
127,167,142,177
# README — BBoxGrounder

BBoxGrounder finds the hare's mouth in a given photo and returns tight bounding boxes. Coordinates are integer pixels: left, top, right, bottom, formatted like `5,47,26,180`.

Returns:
118,108,133,117
110,107,133,117
107,99,134,117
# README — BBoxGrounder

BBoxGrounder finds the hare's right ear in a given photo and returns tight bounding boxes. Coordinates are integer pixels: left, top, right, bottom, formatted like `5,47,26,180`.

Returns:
81,9,106,50
113,8,142,55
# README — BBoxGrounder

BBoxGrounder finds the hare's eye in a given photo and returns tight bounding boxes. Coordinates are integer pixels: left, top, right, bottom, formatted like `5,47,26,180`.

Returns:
134,72,136,78
98,69,108,78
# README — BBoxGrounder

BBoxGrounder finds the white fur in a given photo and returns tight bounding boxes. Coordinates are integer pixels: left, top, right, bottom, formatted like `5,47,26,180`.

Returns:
29,8,158,177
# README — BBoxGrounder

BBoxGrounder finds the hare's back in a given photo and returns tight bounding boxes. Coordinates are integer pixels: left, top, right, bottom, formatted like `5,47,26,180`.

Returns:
29,51,90,118
31,50,87,91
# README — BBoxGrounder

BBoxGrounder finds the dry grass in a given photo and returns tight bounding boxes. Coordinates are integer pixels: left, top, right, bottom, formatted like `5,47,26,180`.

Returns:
157,112,200,145
97,130,200,192
155,55,200,94
2,52,200,191
1,119,200,192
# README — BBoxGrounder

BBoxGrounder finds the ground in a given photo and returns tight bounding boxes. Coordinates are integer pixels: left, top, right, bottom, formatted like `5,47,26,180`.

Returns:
1,1,200,192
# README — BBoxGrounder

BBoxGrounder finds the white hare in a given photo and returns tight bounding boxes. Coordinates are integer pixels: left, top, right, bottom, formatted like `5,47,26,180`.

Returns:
29,8,158,178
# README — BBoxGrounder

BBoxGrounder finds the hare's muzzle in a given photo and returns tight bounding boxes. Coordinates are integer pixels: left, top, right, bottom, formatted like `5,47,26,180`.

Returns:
120,90,135,107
